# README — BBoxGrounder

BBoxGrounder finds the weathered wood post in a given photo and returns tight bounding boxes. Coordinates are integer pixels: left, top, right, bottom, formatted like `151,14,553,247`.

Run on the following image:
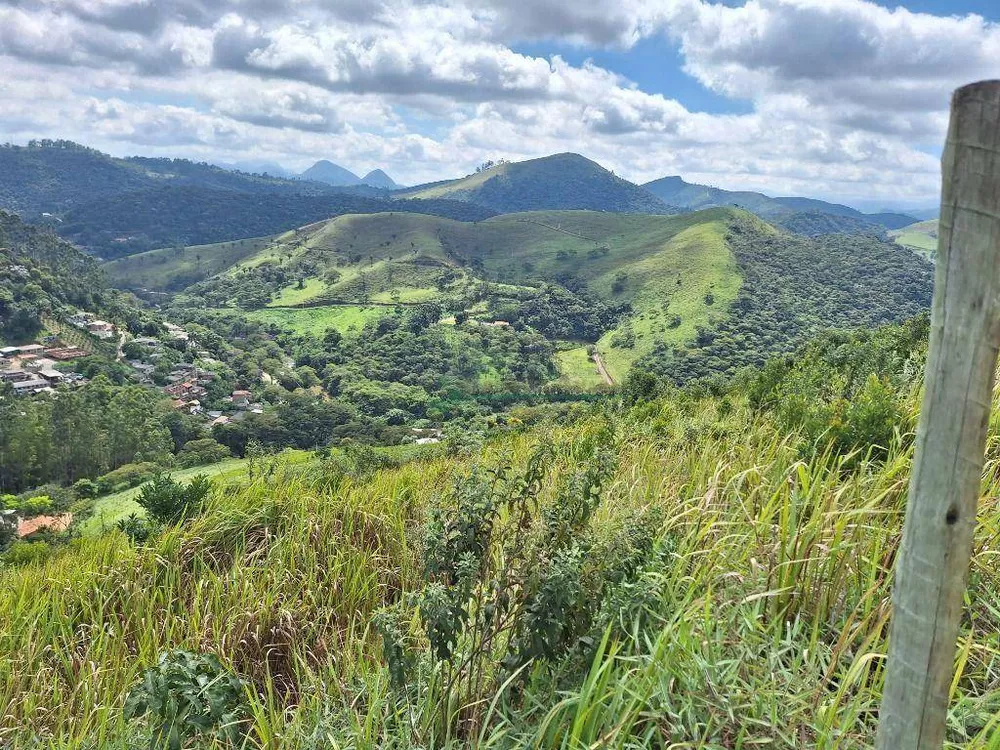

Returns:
877,80,1000,749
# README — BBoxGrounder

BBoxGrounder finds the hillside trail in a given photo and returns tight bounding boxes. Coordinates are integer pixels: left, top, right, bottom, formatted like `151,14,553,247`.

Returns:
593,352,614,385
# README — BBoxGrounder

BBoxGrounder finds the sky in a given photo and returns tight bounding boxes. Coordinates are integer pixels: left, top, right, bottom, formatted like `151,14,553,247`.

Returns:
0,0,997,209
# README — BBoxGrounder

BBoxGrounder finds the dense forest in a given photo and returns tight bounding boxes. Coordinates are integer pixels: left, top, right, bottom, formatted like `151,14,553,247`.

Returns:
636,217,934,383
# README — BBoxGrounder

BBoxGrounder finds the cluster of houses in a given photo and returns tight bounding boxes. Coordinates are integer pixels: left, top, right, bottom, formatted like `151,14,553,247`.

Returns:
0,343,88,396
66,312,117,340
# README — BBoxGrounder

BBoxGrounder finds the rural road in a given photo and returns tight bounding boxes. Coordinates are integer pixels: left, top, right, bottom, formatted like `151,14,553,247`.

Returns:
593,352,614,386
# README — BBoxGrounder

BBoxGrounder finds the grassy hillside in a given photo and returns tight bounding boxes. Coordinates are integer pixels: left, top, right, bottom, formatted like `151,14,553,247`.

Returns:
891,219,939,258
4,347,1000,747
104,235,278,291
177,208,742,380
398,153,675,215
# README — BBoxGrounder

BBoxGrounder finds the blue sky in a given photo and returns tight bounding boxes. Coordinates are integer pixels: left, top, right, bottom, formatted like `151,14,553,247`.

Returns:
0,0,997,208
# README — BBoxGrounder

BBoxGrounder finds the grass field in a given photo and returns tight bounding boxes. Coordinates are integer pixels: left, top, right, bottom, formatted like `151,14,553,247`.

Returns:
7,384,1000,747
104,235,277,291
891,219,938,258
553,345,607,390
237,305,386,336
267,277,328,306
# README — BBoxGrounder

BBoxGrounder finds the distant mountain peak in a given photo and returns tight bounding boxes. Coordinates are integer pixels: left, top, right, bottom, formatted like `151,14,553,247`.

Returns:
361,169,399,189
300,160,361,186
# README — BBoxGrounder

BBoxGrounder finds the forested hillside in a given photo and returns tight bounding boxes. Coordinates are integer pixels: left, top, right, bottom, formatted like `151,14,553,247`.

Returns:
61,187,496,259
643,175,918,234
0,211,108,342
0,142,494,259
399,153,675,214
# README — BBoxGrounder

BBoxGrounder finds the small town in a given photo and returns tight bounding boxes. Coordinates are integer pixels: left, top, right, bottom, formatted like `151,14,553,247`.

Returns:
0,311,266,426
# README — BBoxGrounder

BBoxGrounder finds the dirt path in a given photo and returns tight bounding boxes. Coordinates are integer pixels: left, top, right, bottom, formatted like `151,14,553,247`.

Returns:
593,352,614,386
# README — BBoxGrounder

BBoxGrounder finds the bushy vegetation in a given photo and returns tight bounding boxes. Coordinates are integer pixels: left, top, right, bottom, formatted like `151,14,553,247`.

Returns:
637,216,934,383
6,318,1000,748
0,376,173,493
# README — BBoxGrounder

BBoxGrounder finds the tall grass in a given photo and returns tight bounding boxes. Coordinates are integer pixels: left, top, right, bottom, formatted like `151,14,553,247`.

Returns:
4,389,1000,747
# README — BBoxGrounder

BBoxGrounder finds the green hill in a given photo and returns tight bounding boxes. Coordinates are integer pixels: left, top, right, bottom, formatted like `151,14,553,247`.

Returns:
891,219,939,258
150,206,931,390
104,234,278,292
643,175,919,233
1,141,495,259
398,153,675,215
0,210,112,343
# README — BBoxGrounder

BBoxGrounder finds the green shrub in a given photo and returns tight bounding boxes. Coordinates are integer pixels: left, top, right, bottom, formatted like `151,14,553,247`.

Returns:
2,540,51,567
96,462,162,494
135,474,212,525
71,478,99,499
124,650,247,749
176,438,231,468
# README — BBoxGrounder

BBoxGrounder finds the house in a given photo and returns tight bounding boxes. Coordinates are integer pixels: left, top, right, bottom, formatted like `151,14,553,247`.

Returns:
12,379,52,395
164,323,190,342
16,344,45,354
210,415,231,427
17,513,73,538
232,390,251,408
86,321,115,339
45,347,86,361
38,367,64,384
0,346,19,358
0,369,30,383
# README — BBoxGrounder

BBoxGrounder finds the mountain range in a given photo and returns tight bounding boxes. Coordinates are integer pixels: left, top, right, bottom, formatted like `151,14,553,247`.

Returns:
294,160,402,189
643,176,918,233
0,141,921,261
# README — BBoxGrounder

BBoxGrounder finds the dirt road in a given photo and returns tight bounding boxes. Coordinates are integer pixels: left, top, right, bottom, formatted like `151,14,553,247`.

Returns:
592,352,614,386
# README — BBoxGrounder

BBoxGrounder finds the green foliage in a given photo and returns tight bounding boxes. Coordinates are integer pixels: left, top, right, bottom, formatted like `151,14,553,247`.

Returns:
124,650,247,749
0,377,174,494
0,210,105,341
95,462,162,495
638,216,934,384
71,479,99,499
116,513,158,545
176,438,232,468
135,473,212,525
1,539,52,567
746,315,929,460
377,427,661,742
487,284,626,341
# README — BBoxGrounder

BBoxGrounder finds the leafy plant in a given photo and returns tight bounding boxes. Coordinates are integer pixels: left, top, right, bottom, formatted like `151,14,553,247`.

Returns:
124,650,247,749
135,473,211,524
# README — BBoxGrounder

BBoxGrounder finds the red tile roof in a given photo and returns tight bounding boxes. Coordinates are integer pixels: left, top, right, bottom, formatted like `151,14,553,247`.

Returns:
17,513,73,537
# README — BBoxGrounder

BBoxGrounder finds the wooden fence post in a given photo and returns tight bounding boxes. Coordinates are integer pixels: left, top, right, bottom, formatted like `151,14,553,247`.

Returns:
877,80,1000,749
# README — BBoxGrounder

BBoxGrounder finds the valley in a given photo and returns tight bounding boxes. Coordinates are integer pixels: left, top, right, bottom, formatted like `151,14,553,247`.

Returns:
0,141,946,749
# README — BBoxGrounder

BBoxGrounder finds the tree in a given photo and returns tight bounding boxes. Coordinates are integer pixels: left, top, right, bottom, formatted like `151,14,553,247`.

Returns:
176,439,231,468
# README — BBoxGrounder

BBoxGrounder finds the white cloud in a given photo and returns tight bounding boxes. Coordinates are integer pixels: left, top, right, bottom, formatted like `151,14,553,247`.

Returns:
0,0,995,204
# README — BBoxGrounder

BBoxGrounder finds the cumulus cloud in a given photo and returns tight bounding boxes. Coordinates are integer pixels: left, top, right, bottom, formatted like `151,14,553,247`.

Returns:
0,0,994,204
